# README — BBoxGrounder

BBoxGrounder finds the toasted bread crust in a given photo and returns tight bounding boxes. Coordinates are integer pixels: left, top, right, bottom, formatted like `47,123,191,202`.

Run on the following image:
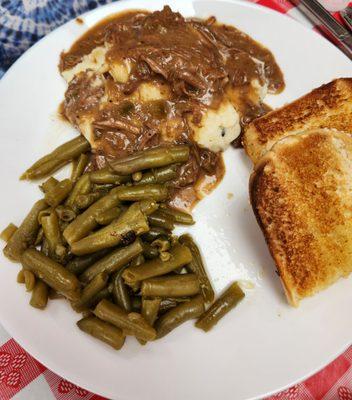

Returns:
244,78,352,163
250,129,352,306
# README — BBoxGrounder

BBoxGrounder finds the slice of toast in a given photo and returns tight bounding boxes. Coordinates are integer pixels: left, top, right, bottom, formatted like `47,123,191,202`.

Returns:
243,78,352,163
250,129,352,306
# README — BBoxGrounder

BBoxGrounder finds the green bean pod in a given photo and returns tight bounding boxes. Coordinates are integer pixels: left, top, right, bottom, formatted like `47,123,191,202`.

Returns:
40,177,59,193
159,297,190,312
111,265,132,312
148,210,175,231
138,298,161,345
0,223,18,243
45,179,73,207
65,174,91,210
79,239,143,283
90,168,130,185
95,207,122,225
55,206,76,222
160,206,195,225
73,273,108,312
141,274,200,298
77,316,125,350
155,294,205,339
109,145,189,175
113,184,168,202
24,270,36,291
4,199,48,262
122,244,192,286
66,249,110,275
137,164,178,185
41,212,66,262
30,280,49,309
179,234,215,304
21,136,90,180
195,282,245,332
70,202,150,255
94,299,156,341
71,153,89,182
142,242,159,259
74,192,105,210
21,248,80,301
142,227,171,243
87,287,111,309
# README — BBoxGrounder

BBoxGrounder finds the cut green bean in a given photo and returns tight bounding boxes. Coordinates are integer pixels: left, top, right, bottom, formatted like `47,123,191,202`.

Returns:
92,183,114,192
110,145,189,175
95,207,122,225
137,164,178,185
141,274,200,298
151,238,170,252
40,177,59,193
160,205,194,225
122,244,192,286
24,270,36,292
94,299,156,341
79,239,143,283
21,136,90,180
138,298,161,345
0,223,18,243
30,280,49,309
179,234,215,304
66,249,110,275
113,184,168,202
45,179,73,207
21,248,80,300
77,316,125,350
111,265,132,312
55,206,76,222
90,168,130,185
132,172,142,182
155,294,205,339
159,297,190,313
65,174,91,210
34,227,44,246
71,202,150,255
142,242,159,259
4,199,48,262
71,153,89,182
195,282,245,332
87,287,111,309
74,192,105,210
142,227,171,243
148,210,175,231
41,212,65,261
73,273,108,312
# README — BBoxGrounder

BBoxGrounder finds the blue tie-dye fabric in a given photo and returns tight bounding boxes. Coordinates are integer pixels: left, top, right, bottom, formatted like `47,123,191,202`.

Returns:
0,0,115,78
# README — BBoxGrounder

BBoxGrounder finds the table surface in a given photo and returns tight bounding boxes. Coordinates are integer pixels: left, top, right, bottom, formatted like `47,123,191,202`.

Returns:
0,1,351,399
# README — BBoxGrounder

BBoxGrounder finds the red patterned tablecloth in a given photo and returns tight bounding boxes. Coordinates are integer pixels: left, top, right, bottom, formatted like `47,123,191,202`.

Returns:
0,1,351,399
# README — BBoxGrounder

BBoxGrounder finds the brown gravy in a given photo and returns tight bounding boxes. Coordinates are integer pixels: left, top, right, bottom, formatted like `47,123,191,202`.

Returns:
60,6,284,210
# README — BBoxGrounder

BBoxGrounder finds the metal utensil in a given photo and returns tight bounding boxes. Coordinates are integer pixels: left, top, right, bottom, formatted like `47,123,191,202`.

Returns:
291,0,352,59
340,6,352,32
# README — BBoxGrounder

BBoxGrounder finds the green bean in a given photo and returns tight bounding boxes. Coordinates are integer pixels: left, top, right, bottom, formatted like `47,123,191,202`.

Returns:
155,294,205,339
79,240,143,283
142,242,159,259
71,153,89,182
151,238,170,252
142,227,171,243
74,192,105,210
130,254,145,268
24,270,36,291
131,296,142,312
77,316,125,350
138,298,161,345
38,208,52,224
21,248,80,301
30,280,49,309
179,234,215,304
90,168,130,185
34,227,44,246
95,207,122,225
17,269,25,284
41,212,65,260
122,244,192,286
71,202,150,255
137,164,178,185
111,266,132,312
94,299,156,341
110,145,189,175
132,172,142,182
85,287,111,309
4,199,48,262
73,273,108,312
40,177,59,193
63,188,123,245
65,174,91,210
55,206,76,222
21,136,90,180
113,184,168,202
141,274,200,298
148,210,175,231
160,205,195,225
159,297,190,313
92,183,114,192
45,179,73,207
41,237,50,257
195,282,245,332
66,249,110,275
0,223,18,242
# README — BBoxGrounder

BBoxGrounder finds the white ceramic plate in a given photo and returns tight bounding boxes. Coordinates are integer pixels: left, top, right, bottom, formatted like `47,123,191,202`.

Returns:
0,1,351,399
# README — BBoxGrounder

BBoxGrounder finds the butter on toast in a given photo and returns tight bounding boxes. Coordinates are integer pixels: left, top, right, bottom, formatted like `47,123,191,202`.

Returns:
250,129,352,306
244,78,352,163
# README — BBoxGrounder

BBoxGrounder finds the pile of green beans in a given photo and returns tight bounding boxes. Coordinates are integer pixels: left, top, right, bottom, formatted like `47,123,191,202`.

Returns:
1,136,245,351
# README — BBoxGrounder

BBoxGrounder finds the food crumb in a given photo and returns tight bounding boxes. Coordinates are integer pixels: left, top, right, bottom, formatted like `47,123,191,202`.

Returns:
227,192,234,199
76,17,84,24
